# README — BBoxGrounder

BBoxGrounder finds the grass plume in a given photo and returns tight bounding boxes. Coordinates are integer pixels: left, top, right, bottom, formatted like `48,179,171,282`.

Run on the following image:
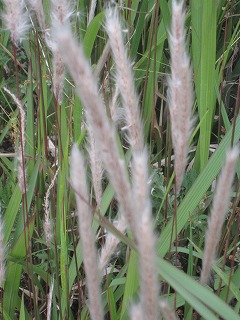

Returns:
54,23,135,232
70,144,103,320
201,147,239,285
2,0,29,43
168,0,194,193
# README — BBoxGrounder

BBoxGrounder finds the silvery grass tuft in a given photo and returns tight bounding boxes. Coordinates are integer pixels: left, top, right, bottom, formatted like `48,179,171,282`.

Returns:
51,0,73,25
46,280,54,320
55,8,161,318
70,145,103,320
201,147,239,285
98,215,127,271
168,0,194,193
48,0,73,104
53,20,133,270
53,23,135,236
159,300,177,320
87,128,103,211
130,304,143,320
105,8,144,152
106,9,160,319
28,0,46,31
2,0,29,43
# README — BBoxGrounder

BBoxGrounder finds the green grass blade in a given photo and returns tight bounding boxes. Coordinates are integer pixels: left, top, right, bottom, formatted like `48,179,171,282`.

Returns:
193,0,217,170
157,116,240,257
120,250,139,320
157,257,240,320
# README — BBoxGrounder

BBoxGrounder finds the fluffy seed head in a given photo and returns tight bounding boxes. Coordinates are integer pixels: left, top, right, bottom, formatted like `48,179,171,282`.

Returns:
201,147,239,285
2,0,30,43
28,0,46,31
54,24,134,231
51,0,73,26
70,145,104,320
105,8,144,152
159,300,177,320
168,0,194,193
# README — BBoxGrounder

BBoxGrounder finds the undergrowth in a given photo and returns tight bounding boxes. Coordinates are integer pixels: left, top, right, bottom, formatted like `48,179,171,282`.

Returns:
0,0,239,319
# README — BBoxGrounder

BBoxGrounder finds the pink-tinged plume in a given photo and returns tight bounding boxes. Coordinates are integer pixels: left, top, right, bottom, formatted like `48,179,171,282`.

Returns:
201,147,239,285
168,0,194,193
70,145,103,320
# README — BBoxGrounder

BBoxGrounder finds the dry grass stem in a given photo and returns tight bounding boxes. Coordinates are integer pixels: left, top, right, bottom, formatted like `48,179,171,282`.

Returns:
168,0,194,193
201,147,239,285
94,40,111,78
71,144,103,320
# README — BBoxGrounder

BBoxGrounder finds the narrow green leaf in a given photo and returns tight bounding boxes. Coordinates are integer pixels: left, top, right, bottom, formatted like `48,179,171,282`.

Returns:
157,117,240,257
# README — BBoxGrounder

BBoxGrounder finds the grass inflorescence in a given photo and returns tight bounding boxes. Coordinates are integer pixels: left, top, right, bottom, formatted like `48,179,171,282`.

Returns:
0,0,239,319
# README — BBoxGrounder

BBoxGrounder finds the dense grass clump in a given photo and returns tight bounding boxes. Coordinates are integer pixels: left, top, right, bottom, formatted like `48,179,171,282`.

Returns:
0,1,239,319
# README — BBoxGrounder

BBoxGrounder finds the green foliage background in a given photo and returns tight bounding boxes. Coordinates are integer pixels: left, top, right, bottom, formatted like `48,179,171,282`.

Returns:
0,0,239,319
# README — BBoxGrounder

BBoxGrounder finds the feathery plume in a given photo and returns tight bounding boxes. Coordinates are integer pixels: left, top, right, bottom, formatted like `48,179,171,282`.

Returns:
71,145,103,320
54,25,135,232
16,151,26,193
98,215,127,271
28,0,46,31
130,304,144,320
47,280,54,320
0,215,6,288
43,168,59,248
105,9,144,152
3,88,26,193
168,0,194,193
51,0,73,26
109,85,120,123
201,147,239,285
52,50,65,104
159,300,177,320
137,208,160,320
133,152,159,320
48,0,73,104
106,10,159,318
2,0,29,43
88,129,103,210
